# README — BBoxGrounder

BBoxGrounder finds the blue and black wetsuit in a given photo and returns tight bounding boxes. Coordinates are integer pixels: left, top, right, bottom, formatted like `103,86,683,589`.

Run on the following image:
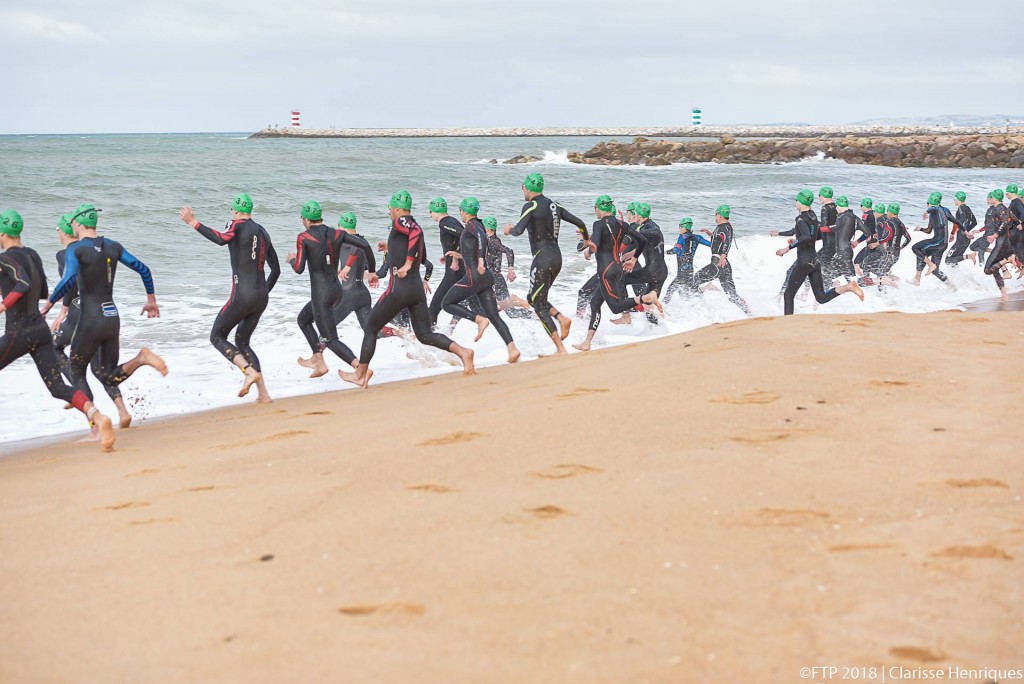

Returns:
946,204,977,265
359,215,456,364
192,218,280,372
779,211,842,315
694,222,751,314
48,236,155,401
440,218,513,345
509,194,587,336
664,231,711,303
291,223,375,366
911,207,950,282
1,246,91,412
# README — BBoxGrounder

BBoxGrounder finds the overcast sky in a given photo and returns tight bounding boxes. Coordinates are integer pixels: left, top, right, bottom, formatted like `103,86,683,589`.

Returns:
1,0,1021,134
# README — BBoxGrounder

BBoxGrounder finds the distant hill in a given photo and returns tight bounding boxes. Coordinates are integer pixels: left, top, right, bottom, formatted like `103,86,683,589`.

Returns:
852,114,1024,127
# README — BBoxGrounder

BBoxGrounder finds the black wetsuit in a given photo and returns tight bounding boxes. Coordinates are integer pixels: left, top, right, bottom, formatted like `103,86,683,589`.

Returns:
508,194,587,336
625,219,666,324
861,215,892,277
359,214,455,363
376,250,433,330
52,246,119,402
891,217,911,266
193,219,280,371
779,211,841,315
292,224,375,366
983,208,1015,289
972,204,1006,263
818,202,838,281
334,234,374,331
429,216,472,325
485,234,515,302
946,205,977,265
911,207,950,282
440,218,513,345
832,211,859,282
853,211,878,267
694,222,751,314
1,246,90,412
48,236,156,402
587,216,638,331
1007,198,1024,264
664,232,712,303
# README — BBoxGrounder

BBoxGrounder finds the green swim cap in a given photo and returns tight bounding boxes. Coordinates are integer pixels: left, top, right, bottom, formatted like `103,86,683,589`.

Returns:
836,196,849,208
0,210,24,237
232,193,253,214
819,186,834,199
389,190,413,211
927,192,942,206
338,211,357,230
887,203,901,216
679,217,694,230
460,197,480,216
483,216,498,231
992,189,1005,201
860,198,873,209
716,204,731,219
626,202,638,214
955,191,967,203
594,194,615,212
429,197,447,214
301,200,322,221
57,212,75,236
796,189,815,207
635,202,651,219
523,172,544,193
1007,184,1019,196
72,203,99,228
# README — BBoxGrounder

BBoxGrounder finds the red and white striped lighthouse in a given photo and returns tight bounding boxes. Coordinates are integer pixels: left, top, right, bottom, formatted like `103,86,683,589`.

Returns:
291,111,301,128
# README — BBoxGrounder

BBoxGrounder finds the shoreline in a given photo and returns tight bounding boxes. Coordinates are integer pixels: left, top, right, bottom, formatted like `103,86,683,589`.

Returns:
1,309,1020,682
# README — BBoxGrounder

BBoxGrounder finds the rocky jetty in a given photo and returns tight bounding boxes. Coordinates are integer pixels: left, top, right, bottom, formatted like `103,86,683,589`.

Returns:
565,134,1024,169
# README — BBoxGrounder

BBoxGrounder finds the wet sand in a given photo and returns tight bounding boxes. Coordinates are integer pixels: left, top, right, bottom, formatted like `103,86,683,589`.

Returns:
0,310,1021,683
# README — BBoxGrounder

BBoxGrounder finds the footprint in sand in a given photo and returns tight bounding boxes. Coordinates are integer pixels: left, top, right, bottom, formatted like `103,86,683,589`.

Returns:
982,340,1007,346
338,603,425,617
711,391,779,405
868,379,913,388
957,317,990,323
557,387,610,399
128,517,177,526
407,484,459,494
417,431,484,446
828,543,896,553
533,464,604,480
757,508,830,526
187,485,216,493
930,545,1013,560
945,478,1008,489
890,646,946,662
731,431,794,444
296,411,333,417
215,430,309,449
838,319,873,327
525,505,570,519
103,501,151,511
125,468,159,478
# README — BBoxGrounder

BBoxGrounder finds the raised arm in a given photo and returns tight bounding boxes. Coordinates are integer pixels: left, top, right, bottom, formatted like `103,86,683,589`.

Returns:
194,220,238,246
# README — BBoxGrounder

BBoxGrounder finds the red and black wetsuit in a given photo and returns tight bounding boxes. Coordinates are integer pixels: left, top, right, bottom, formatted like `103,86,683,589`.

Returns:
1,246,90,413
439,217,513,345
359,214,456,364
291,223,375,366
586,216,637,332
192,218,280,371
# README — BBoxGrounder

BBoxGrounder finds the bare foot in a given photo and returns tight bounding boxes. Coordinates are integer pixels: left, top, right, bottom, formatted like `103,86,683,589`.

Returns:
924,258,937,276
63,402,73,410
572,342,591,352
642,291,664,315
849,281,865,301
456,347,476,375
558,315,572,340
256,393,273,403
507,345,521,364
119,412,132,429
239,367,262,398
77,427,100,444
297,354,328,378
1000,291,1009,302
338,368,362,386
94,414,116,452
968,253,978,265
474,317,490,342
139,348,168,376
610,314,631,325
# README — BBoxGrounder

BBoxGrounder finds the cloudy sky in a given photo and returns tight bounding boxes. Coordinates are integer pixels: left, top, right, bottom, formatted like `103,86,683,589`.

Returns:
1,0,1021,134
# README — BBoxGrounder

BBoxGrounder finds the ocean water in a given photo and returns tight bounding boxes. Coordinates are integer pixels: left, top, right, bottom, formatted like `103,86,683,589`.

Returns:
0,133,1017,448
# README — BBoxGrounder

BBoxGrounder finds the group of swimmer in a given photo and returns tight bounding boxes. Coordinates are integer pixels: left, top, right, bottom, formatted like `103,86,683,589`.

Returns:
2,172,1022,452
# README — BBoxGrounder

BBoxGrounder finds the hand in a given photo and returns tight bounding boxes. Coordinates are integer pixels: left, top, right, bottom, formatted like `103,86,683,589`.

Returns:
179,206,196,226
286,252,297,264
339,265,351,281
39,301,53,316
477,259,485,275
0,303,7,316
445,250,462,261
141,296,160,318
623,258,636,273
377,241,387,252
507,268,516,283
850,241,857,249
776,247,788,257
718,256,727,268
503,223,513,236
787,238,795,246
701,229,712,235
666,248,674,255
769,230,780,237
396,263,412,279
617,210,624,220
423,280,432,295
367,273,379,289
584,240,596,253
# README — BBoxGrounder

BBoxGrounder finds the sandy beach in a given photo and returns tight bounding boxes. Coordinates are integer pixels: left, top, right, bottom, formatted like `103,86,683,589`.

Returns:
1,310,1021,683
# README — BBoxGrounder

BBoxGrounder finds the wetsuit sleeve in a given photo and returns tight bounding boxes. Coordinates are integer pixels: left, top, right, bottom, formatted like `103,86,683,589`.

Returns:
964,207,977,232
696,235,713,248
32,251,49,301
590,220,603,251
946,207,962,231
377,253,390,278
342,233,376,274
502,241,515,267
119,247,156,295
0,253,32,309
788,217,813,249
49,245,81,303
777,223,797,237
423,258,433,281
292,233,310,274
392,216,423,263
195,221,236,246
556,204,589,240
510,201,537,237
623,221,647,256
264,236,281,292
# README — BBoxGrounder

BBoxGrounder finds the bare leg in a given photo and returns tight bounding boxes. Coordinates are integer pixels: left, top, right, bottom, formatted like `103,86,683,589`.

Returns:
911,270,922,286
541,331,568,356
297,351,329,378
232,353,267,400
339,362,374,389
507,342,521,364
113,397,132,429
610,312,632,325
472,315,490,343
835,281,865,301
573,330,596,352
121,347,168,376
555,310,572,340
